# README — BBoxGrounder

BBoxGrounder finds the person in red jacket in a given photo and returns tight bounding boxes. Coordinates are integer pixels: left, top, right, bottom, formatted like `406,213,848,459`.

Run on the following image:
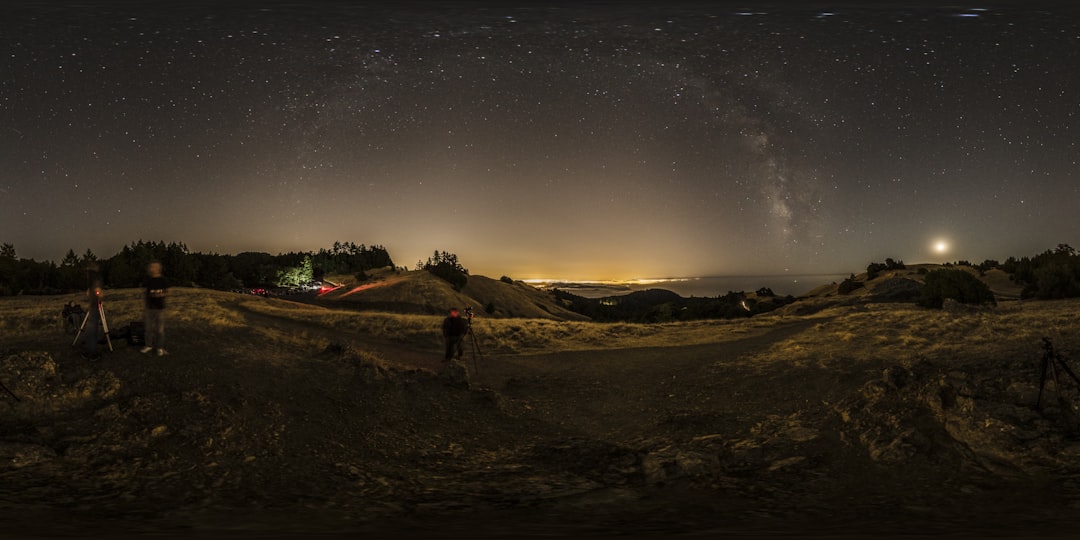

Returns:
441,307,468,361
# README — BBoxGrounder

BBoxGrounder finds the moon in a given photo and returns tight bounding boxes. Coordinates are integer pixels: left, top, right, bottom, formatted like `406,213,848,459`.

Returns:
933,240,949,254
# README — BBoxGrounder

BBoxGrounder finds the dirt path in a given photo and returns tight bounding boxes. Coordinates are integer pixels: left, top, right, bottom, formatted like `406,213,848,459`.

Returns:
470,320,827,440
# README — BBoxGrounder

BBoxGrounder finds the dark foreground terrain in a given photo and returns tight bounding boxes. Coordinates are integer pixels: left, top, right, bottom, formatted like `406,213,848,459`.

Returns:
3,291,1080,538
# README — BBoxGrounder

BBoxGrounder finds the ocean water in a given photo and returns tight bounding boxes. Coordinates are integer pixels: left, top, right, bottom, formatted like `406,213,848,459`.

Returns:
533,274,850,299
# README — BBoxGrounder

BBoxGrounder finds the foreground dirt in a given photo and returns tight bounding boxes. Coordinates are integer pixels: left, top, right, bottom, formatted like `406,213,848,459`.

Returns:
3,298,1080,538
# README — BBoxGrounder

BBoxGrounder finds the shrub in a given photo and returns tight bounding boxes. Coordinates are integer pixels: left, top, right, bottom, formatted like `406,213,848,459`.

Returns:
838,274,863,295
500,276,514,284
1033,263,1080,299
867,262,887,280
918,269,996,309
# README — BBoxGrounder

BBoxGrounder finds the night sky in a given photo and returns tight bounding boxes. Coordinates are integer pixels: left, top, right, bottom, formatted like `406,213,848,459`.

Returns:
2,2,1078,281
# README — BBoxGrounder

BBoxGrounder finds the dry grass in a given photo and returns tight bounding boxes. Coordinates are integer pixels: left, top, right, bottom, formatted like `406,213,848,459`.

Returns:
5,290,1079,370
235,294,811,355
741,299,1080,371
2,286,811,356
0,290,143,335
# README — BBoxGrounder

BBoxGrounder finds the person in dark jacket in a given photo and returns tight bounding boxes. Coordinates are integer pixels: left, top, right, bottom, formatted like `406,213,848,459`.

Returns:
441,307,468,361
140,260,169,356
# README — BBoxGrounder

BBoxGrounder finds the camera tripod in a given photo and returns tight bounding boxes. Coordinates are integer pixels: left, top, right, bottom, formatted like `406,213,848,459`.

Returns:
1036,337,1080,409
464,309,483,377
72,301,113,352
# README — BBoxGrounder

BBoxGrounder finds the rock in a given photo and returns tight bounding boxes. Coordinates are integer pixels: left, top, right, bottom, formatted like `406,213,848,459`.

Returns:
0,352,59,400
782,426,819,442
0,442,57,468
438,360,470,388
767,456,806,471
641,447,716,484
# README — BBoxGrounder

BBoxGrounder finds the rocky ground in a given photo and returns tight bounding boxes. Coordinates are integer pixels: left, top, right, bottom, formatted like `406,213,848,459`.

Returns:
3,294,1080,538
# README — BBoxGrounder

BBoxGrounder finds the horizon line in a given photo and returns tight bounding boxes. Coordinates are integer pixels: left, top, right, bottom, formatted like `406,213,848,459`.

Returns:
515,263,965,285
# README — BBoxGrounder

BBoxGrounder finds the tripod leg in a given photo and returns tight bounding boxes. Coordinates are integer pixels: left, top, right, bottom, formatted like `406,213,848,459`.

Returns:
72,310,90,346
1055,354,1080,387
1037,352,1058,408
0,379,19,402
469,331,481,377
98,303,113,352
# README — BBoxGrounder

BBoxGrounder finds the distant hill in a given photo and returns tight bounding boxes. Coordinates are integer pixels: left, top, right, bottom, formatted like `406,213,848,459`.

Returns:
309,268,591,321
800,264,1022,300
297,263,1027,323
780,264,1024,316
552,286,796,323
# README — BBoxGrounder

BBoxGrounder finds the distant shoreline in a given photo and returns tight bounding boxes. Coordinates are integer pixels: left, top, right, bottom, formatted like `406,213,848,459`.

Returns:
527,274,849,299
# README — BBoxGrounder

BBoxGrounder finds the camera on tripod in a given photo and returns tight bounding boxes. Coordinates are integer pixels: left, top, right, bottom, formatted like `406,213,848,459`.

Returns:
1037,337,1080,409
464,306,474,320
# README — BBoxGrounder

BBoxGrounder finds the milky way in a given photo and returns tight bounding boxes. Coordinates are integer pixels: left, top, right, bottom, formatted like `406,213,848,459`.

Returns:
2,2,1078,280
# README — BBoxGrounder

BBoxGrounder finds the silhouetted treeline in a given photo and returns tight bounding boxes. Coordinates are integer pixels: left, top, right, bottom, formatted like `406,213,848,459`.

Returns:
995,244,1080,299
553,288,796,323
416,250,469,291
0,240,393,295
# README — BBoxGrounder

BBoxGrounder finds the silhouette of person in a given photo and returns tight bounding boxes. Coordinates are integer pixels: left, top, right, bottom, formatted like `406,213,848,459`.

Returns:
140,260,169,356
62,301,84,334
81,262,103,361
441,307,468,361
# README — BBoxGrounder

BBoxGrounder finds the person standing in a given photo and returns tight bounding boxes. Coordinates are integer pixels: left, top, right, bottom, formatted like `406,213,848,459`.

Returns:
140,260,169,356
81,262,104,361
441,307,468,361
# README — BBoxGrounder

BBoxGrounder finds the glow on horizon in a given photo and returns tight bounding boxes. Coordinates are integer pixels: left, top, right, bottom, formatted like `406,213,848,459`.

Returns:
521,277,695,287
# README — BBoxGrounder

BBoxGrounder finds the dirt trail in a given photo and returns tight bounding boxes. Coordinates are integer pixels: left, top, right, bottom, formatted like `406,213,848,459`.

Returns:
471,320,827,439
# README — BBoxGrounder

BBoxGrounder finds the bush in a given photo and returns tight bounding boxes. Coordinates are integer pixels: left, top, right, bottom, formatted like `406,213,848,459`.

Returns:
838,275,863,295
500,276,514,284
1033,263,1080,299
867,262,887,280
918,269,996,309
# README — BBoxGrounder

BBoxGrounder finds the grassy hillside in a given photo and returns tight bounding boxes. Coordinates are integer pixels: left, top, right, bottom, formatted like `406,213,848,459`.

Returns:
789,264,1024,315
313,268,590,321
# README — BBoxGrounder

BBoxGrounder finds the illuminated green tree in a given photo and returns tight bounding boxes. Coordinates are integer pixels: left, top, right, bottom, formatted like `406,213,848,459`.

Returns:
276,255,314,287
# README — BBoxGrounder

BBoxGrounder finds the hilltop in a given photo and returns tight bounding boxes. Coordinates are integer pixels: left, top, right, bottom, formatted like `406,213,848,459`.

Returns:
801,264,1022,300
301,267,591,321
781,264,1022,316
3,286,1080,537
